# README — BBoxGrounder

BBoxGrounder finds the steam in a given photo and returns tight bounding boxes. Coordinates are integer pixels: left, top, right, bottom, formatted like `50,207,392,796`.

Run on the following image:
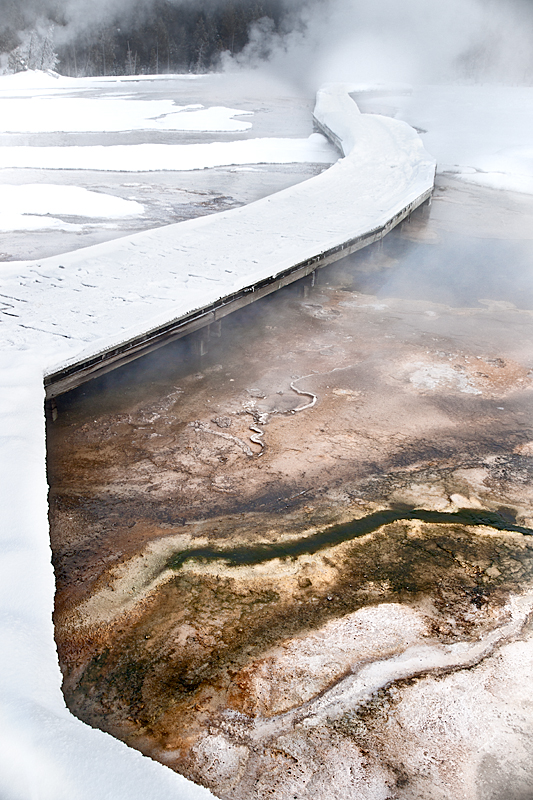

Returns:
56,0,153,40
2,0,533,85
229,0,533,87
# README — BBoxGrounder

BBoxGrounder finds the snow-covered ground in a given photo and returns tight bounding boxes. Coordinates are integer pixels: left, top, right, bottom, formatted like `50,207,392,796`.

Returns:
0,354,213,800
0,73,435,800
357,85,533,195
404,86,533,194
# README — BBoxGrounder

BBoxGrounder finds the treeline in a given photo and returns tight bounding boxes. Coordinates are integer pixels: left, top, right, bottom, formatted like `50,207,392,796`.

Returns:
59,0,288,75
2,0,305,77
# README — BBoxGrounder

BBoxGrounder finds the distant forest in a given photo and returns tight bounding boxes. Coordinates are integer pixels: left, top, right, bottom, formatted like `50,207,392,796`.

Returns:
0,0,309,76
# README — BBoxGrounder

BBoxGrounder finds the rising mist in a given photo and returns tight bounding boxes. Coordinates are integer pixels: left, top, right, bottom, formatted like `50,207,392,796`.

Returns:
1,0,533,83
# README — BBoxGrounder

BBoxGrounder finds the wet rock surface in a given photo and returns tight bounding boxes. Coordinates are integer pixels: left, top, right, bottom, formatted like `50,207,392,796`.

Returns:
47,179,533,798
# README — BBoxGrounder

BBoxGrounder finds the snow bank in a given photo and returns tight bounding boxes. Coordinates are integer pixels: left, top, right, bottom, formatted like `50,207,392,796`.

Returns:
0,134,337,172
0,352,214,800
0,69,77,91
0,83,435,799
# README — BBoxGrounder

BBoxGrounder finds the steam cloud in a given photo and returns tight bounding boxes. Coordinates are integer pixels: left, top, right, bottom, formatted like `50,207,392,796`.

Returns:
1,0,533,85
231,0,533,87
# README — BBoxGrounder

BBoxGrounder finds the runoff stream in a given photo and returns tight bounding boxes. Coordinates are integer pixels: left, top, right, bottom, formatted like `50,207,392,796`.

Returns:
47,177,533,800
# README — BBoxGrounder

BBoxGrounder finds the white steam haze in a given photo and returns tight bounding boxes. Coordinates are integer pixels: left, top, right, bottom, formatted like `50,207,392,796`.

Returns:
3,0,533,85
228,0,533,88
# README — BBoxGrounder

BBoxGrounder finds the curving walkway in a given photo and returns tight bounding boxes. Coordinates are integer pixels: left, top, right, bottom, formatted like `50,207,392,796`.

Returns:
0,85,435,800
1,85,435,396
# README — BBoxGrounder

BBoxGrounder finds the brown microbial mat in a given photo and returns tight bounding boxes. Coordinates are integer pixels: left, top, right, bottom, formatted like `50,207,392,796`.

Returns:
47,178,533,799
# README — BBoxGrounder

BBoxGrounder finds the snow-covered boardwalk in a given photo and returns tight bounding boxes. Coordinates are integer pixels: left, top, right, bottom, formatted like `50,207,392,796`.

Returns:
2,84,434,395
0,85,434,799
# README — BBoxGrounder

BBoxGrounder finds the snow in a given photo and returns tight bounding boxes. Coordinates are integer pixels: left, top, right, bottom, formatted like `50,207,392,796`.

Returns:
0,85,253,133
0,69,79,91
0,76,437,799
0,70,203,91
0,352,214,800
396,85,533,194
0,71,254,134
0,85,434,374
0,134,338,173
0,185,144,232
0,97,253,133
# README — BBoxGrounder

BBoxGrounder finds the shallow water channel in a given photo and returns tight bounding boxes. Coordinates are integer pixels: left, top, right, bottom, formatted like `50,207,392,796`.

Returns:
47,177,533,800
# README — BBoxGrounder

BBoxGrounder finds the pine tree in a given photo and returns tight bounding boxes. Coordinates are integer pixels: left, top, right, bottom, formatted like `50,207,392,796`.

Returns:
125,42,137,75
7,23,58,73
